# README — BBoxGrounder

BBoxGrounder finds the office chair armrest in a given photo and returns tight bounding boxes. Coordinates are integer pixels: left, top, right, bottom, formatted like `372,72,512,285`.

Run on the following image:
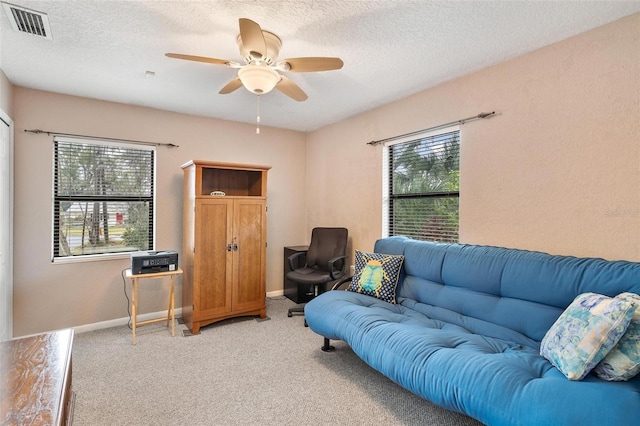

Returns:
330,275,353,291
328,255,347,280
288,251,308,271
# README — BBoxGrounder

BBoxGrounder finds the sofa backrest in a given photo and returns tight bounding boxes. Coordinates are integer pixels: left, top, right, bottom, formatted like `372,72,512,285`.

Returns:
374,236,640,349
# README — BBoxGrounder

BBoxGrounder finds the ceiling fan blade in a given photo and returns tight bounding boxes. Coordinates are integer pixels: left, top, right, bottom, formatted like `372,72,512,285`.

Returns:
280,57,344,72
276,76,308,102
219,78,244,94
165,53,230,66
239,18,267,60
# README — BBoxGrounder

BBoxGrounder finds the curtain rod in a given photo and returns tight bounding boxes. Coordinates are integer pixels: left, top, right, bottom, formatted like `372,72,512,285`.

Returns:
367,111,496,146
23,129,180,148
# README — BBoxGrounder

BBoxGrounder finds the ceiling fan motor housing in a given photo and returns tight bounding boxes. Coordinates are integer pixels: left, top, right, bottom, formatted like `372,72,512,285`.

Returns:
237,31,282,65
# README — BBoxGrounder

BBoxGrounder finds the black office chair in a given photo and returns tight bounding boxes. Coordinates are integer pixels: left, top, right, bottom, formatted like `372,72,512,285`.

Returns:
286,227,348,322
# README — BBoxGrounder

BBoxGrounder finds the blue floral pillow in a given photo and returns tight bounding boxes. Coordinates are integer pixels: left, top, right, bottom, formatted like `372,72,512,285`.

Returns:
540,292,635,380
593,292,640,381
347,250,404,304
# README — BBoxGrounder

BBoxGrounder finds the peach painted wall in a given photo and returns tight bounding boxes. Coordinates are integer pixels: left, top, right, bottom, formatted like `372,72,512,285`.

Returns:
8,13,640,335
12,88,307,336
306,14,640,264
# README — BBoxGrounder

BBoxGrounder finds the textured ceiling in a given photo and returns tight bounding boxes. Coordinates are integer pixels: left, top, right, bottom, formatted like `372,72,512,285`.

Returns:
1,1,639,132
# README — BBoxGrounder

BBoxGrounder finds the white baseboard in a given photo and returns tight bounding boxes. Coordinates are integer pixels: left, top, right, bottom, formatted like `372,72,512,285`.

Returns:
74,291,285,334
73,308,183,334
267,289,284,298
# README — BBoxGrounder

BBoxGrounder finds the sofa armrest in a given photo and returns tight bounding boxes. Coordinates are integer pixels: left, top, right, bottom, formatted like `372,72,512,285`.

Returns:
331,275,353,291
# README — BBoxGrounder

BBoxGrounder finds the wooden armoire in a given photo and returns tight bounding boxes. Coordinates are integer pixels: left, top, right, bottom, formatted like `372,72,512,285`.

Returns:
181,160,270,334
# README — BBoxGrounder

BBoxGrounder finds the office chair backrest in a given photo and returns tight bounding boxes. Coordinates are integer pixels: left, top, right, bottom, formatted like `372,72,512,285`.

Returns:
306,227,348,272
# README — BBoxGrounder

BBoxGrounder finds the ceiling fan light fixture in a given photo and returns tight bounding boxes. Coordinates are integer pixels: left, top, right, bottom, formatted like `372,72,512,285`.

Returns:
238,65,280,95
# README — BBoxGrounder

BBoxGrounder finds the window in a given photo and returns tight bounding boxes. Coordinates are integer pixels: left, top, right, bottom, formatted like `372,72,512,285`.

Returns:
383,128,460,242
53,136,155,260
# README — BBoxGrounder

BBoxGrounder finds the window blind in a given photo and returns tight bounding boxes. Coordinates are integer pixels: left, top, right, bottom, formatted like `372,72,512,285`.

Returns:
53,136,155,258
386,130,460,242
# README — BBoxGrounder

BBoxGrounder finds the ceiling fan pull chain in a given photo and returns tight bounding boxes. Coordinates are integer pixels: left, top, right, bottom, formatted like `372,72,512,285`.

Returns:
256,95,261,134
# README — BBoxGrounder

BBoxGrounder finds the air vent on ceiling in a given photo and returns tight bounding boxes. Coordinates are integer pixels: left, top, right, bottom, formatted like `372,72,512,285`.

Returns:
1,2,52,40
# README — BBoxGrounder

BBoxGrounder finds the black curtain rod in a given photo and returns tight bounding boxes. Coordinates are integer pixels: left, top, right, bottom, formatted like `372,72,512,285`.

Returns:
367,111,496,146
24,129,179,148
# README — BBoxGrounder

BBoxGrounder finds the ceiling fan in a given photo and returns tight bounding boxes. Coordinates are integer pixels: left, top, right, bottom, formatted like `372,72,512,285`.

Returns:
165,18,344,102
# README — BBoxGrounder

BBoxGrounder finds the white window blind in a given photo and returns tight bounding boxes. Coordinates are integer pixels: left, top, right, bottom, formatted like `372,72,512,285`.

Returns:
383,128,460,243
53,136,155,259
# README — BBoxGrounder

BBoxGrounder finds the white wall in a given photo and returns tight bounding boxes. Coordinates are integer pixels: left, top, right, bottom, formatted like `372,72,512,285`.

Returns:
0,69,12,116
12,88,307,336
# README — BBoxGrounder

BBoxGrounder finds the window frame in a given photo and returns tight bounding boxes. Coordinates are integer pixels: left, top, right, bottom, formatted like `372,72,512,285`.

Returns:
382,125,460,242
51,136,156,263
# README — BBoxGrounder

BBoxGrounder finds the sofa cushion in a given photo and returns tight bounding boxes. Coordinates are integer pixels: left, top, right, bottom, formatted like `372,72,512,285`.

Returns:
306,237,640,426
593,292,640,381
304,289,640,426
540,292,635,380
375,237,640,345
348,250,404,304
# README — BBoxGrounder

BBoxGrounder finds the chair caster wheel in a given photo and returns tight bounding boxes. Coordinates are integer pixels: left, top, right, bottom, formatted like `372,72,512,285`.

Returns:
287,312,292,317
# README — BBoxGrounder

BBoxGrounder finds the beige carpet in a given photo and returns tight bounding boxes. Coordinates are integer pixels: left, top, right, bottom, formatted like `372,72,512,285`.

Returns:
71,297,483,425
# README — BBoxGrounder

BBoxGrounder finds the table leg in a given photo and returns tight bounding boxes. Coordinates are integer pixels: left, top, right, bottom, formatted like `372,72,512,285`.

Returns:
166,278,171,327
132,278,138,345
169,275,175,337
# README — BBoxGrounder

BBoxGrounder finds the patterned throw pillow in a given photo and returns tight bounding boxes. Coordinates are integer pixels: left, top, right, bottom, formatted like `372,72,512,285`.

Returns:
540,293,635,380
347,250,404,304
593,292,640,381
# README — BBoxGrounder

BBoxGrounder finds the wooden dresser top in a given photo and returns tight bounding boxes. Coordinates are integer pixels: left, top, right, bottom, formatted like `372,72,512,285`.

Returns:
1,329,74,425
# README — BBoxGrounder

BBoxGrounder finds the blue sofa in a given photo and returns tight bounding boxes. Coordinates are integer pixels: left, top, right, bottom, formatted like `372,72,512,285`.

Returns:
304,237,640,425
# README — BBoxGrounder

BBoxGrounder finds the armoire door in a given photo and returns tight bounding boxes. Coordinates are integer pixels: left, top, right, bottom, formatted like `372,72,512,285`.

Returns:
194,198,233,317
231,198,266,312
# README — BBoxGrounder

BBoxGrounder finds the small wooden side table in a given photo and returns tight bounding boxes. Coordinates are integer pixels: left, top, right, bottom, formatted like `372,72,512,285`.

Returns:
125,268,183,345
